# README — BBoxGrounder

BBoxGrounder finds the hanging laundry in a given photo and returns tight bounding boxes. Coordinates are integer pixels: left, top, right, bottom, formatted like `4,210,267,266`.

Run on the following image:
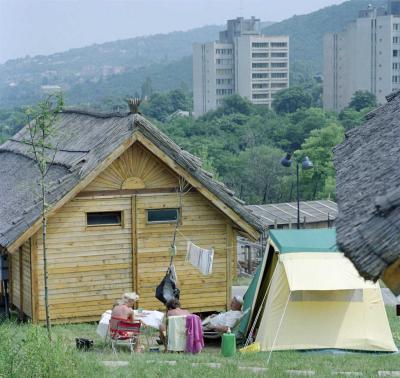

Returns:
186,241,214,275
169,262,178,284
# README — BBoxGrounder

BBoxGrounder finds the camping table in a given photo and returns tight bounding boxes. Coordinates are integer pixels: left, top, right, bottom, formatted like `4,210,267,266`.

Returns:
97,310,164,351
134,310,165,350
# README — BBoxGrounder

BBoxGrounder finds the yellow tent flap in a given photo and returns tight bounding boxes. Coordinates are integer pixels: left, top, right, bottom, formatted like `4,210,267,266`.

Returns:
281,252,378,291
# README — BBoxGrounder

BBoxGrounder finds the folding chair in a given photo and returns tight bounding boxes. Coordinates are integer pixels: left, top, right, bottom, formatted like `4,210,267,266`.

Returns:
166,315,187,352
203,308,250,340
109,316,142,354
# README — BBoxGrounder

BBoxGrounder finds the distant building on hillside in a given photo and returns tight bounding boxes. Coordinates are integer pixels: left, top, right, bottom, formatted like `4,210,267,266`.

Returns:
323,0,400,112
193,17,289,116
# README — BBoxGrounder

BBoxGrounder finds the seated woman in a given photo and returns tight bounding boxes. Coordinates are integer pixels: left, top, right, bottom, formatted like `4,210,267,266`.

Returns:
110,292,140,335
159,298,190,345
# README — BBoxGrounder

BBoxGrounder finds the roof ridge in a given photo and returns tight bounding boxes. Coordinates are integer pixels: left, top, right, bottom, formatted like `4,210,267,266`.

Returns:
385,88,400,102
62,108,130,119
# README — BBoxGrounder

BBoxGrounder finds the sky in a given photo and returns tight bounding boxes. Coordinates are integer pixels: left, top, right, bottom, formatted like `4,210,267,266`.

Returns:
0,0,344,63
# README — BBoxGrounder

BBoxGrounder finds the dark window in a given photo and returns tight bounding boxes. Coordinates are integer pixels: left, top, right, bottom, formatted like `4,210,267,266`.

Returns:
147,208,179,223
271,42,287,48
87,211,122,226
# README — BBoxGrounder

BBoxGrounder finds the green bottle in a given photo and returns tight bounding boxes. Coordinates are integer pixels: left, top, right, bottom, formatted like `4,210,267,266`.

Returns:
221,327,236,357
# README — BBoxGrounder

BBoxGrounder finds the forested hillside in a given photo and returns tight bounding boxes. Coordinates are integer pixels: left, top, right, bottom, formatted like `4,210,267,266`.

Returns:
0,25,223,108
262,0,385,71
0,0,386,108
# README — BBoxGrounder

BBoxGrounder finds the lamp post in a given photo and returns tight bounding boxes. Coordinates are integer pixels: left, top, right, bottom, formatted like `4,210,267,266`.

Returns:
280,153,313,229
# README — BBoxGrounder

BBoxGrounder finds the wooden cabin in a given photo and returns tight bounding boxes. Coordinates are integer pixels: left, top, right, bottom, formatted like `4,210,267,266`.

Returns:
0,109,264,323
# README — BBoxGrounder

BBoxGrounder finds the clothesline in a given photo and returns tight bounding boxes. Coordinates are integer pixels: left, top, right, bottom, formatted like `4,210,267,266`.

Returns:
176,229,237,252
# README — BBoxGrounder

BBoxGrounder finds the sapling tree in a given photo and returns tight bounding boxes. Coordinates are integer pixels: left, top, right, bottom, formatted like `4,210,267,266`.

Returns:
24,93,64,339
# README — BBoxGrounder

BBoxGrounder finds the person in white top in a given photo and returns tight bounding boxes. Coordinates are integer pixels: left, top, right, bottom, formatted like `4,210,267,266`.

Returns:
202,296,243,333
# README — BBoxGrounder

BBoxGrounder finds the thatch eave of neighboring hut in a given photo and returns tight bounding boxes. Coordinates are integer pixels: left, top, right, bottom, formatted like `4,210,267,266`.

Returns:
0,109,264,253
333,90,400,295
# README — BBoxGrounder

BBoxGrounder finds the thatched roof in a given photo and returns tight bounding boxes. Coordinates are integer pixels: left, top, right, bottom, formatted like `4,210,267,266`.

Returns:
333,90,400,282
0,109,264,251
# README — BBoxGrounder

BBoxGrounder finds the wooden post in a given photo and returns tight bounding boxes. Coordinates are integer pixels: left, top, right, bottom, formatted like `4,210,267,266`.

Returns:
30,235,39,324
246,246,252,274
303,216,306,229
274,219,278,229
8,254,12,307
131,195,138,304
289,218,292,229
382,257,400,296
19,247,24,321
226,224,233,310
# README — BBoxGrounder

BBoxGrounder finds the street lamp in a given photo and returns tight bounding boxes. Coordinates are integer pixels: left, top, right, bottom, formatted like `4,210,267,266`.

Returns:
280,153,313,229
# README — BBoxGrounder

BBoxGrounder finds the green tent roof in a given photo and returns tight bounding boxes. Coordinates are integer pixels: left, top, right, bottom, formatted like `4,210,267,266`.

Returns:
269,228,338,253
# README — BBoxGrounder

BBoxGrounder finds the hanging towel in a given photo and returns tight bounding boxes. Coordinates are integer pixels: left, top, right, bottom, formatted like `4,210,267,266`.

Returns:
167,316,187,352
186,241,214,275
186,314,204,354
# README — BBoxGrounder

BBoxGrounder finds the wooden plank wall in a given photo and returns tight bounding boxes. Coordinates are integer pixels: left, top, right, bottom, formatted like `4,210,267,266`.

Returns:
31,142,239,322
21,240,32,317
35,197,133,323
136,192,229,313
10,251,20,308
9,239,32,317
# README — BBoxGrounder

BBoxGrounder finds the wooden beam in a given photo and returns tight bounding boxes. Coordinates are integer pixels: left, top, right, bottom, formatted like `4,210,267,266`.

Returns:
30,235,39,324
77,187,195,198
8,253,13,307
7,135,139,253
19,247,24,320
226,224,233,310
382,257,400,296
131,195,138,303
136,134,261,240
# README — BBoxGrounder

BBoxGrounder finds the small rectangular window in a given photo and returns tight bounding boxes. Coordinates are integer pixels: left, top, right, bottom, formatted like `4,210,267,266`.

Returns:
87,211,122,226
271,42,287,48
147,208,179,223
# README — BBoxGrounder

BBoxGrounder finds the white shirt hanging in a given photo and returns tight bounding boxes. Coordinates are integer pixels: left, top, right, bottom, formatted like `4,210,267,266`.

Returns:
186,241,214,275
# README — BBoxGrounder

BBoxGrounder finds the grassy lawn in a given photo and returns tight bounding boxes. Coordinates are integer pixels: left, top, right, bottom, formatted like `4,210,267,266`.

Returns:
0,306,399,377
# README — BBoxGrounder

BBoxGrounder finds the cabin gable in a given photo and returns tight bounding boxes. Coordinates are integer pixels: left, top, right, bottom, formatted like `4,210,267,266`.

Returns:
83,142,179,192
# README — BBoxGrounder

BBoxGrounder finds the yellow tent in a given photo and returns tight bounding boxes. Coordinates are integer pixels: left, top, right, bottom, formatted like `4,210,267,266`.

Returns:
253,229,397,352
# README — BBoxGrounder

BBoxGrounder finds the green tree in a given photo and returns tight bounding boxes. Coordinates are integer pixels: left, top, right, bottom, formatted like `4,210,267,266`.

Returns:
272,87,313,114
297,122,345,200
338,108,366,130
169,89,189,111
24,94,64,339
226,145,292,204
280,107,337,151
348,90,377,111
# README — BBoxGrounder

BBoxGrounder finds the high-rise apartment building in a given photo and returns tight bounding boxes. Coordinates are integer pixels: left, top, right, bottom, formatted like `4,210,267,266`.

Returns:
323,1,400,112
193,17,289,116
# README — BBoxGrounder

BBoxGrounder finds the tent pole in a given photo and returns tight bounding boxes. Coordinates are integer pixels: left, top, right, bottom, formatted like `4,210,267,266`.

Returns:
245,263,279,347
266,291,291,366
